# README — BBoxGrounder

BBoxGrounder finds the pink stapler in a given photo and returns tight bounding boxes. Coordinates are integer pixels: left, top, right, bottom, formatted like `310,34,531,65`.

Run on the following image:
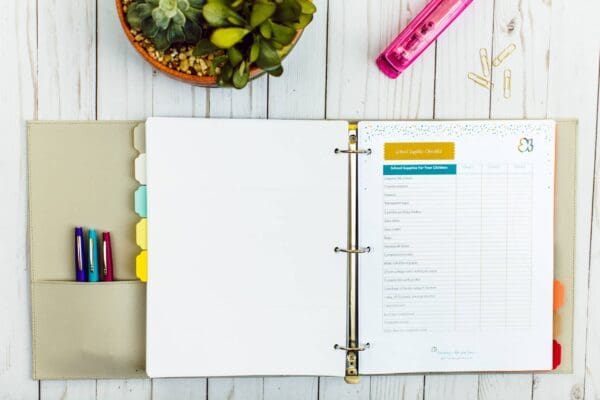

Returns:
377,0,474,78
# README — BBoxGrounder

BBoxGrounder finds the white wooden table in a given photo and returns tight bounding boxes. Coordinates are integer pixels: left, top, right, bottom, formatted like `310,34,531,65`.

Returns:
2,0,599,398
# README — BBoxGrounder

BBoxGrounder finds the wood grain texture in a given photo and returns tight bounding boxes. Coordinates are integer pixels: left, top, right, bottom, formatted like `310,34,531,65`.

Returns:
2,0,600,398
0,0,38,398
531,1,598,400
40,381,95,400
36,0,98,399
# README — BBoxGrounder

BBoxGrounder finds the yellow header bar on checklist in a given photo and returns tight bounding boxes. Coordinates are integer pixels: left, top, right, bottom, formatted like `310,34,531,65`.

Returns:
384,142,455,160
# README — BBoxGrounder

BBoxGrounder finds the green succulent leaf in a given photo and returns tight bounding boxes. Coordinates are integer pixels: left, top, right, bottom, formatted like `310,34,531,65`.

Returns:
203,2,243,26
270,22,295,45
273,0,301,23
167,23,186,43
188,0,205,7
183,19,202,42
159,0,179,18
172,8,186,25
210,27,250,48
259,21,272,39
232,61,250,88
249,38,260,62
152,8,170,29
297,0,316,14
177,0,190,11
141,16,160,37
211,54,229,75
153,30,171,50
268,65,284,77
193,38,219,56
256,39,281,71
250,0,276,27
294,13,313,29
218,62,234,86
127,2,153,29
228,46,244,66
230,0,245,9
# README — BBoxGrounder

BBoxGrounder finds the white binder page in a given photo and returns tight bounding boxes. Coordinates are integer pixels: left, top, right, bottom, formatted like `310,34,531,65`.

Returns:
146,118,348,377
358,120,555,374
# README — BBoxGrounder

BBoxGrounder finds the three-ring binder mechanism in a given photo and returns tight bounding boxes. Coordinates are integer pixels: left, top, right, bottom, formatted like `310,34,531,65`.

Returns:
333,124,371,384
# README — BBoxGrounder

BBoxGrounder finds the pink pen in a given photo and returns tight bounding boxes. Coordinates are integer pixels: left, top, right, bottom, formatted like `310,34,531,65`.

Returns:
102,232,114,281
377,0,474,78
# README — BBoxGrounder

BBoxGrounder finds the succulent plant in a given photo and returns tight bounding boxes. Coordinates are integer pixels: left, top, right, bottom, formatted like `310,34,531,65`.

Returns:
194,0,317,88
127,0,205,51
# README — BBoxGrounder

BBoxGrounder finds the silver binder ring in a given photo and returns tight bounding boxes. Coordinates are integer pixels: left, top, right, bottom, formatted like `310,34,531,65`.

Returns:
334,246,371,254
334,343,371,352
334,148,372,155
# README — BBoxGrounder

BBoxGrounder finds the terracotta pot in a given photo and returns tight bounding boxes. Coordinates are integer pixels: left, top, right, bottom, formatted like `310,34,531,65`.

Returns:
115,0,304,87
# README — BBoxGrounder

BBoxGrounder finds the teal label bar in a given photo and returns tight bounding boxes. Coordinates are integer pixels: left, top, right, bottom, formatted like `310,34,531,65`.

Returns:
383,164,457,175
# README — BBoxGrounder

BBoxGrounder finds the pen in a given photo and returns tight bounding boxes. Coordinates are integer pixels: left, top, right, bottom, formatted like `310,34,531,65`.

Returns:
377,0,474,78
88,229,100,282
74,227,87,282
102,232,114,281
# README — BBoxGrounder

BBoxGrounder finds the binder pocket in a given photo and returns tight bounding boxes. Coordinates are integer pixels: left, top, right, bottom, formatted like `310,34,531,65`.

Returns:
32,280,146,379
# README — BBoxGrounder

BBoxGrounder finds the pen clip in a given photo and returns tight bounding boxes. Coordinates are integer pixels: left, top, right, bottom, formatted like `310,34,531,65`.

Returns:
103,240,108,276
89,237,95,273
76,236,83,271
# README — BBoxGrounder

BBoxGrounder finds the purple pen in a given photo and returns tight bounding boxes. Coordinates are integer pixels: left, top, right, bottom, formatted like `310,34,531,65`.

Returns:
75,227,87,282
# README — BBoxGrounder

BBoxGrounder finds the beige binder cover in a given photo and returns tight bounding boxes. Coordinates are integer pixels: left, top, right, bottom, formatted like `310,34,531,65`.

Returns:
27,120,576,379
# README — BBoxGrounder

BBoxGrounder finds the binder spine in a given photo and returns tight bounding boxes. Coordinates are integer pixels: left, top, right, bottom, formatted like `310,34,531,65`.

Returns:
334,126,371,384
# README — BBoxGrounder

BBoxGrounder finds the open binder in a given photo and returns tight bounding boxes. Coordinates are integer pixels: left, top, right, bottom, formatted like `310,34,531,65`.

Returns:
27,119,577,381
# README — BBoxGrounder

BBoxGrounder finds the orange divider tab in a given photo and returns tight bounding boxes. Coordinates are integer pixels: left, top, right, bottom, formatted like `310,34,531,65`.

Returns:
553,280,565,311
384,142,455,160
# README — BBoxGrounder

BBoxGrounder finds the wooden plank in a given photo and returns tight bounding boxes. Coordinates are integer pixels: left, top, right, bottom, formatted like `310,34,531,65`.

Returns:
40,382,95,400
478,374,532,400
371,376,424,399
586,77,600,400
426,0,493,397
96,380,151,400
37,0,96,119
267,0,327,118
425,375,477,400
203,70,269,400
319,378,369,400
433,0,494,119
0,0,39,398
208,78,268,118
545,2,600,399
482,0,553,396
95,1,153,398
324,0,434,397
208,378,263,400
148,34,210,400
263,377,317,400
152,378,207,400
325,0,435,120
97,0,153,119
36,0,97,398
263,0,328,396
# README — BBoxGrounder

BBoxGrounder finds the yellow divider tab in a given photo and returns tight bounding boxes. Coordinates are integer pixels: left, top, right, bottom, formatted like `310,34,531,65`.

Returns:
136,250,147,282
136,218,147,250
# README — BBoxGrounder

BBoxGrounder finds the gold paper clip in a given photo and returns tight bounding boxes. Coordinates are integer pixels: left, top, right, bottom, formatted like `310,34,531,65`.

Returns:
492,43,516,67
503,69,512,99
467,72,493,89
480,48,491,77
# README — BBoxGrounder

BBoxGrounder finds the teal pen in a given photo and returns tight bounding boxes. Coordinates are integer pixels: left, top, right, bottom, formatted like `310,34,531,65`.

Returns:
88,229,100,282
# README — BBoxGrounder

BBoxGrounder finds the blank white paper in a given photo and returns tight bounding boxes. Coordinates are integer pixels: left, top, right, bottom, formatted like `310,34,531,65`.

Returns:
145,118,348,377
357,120,555,374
